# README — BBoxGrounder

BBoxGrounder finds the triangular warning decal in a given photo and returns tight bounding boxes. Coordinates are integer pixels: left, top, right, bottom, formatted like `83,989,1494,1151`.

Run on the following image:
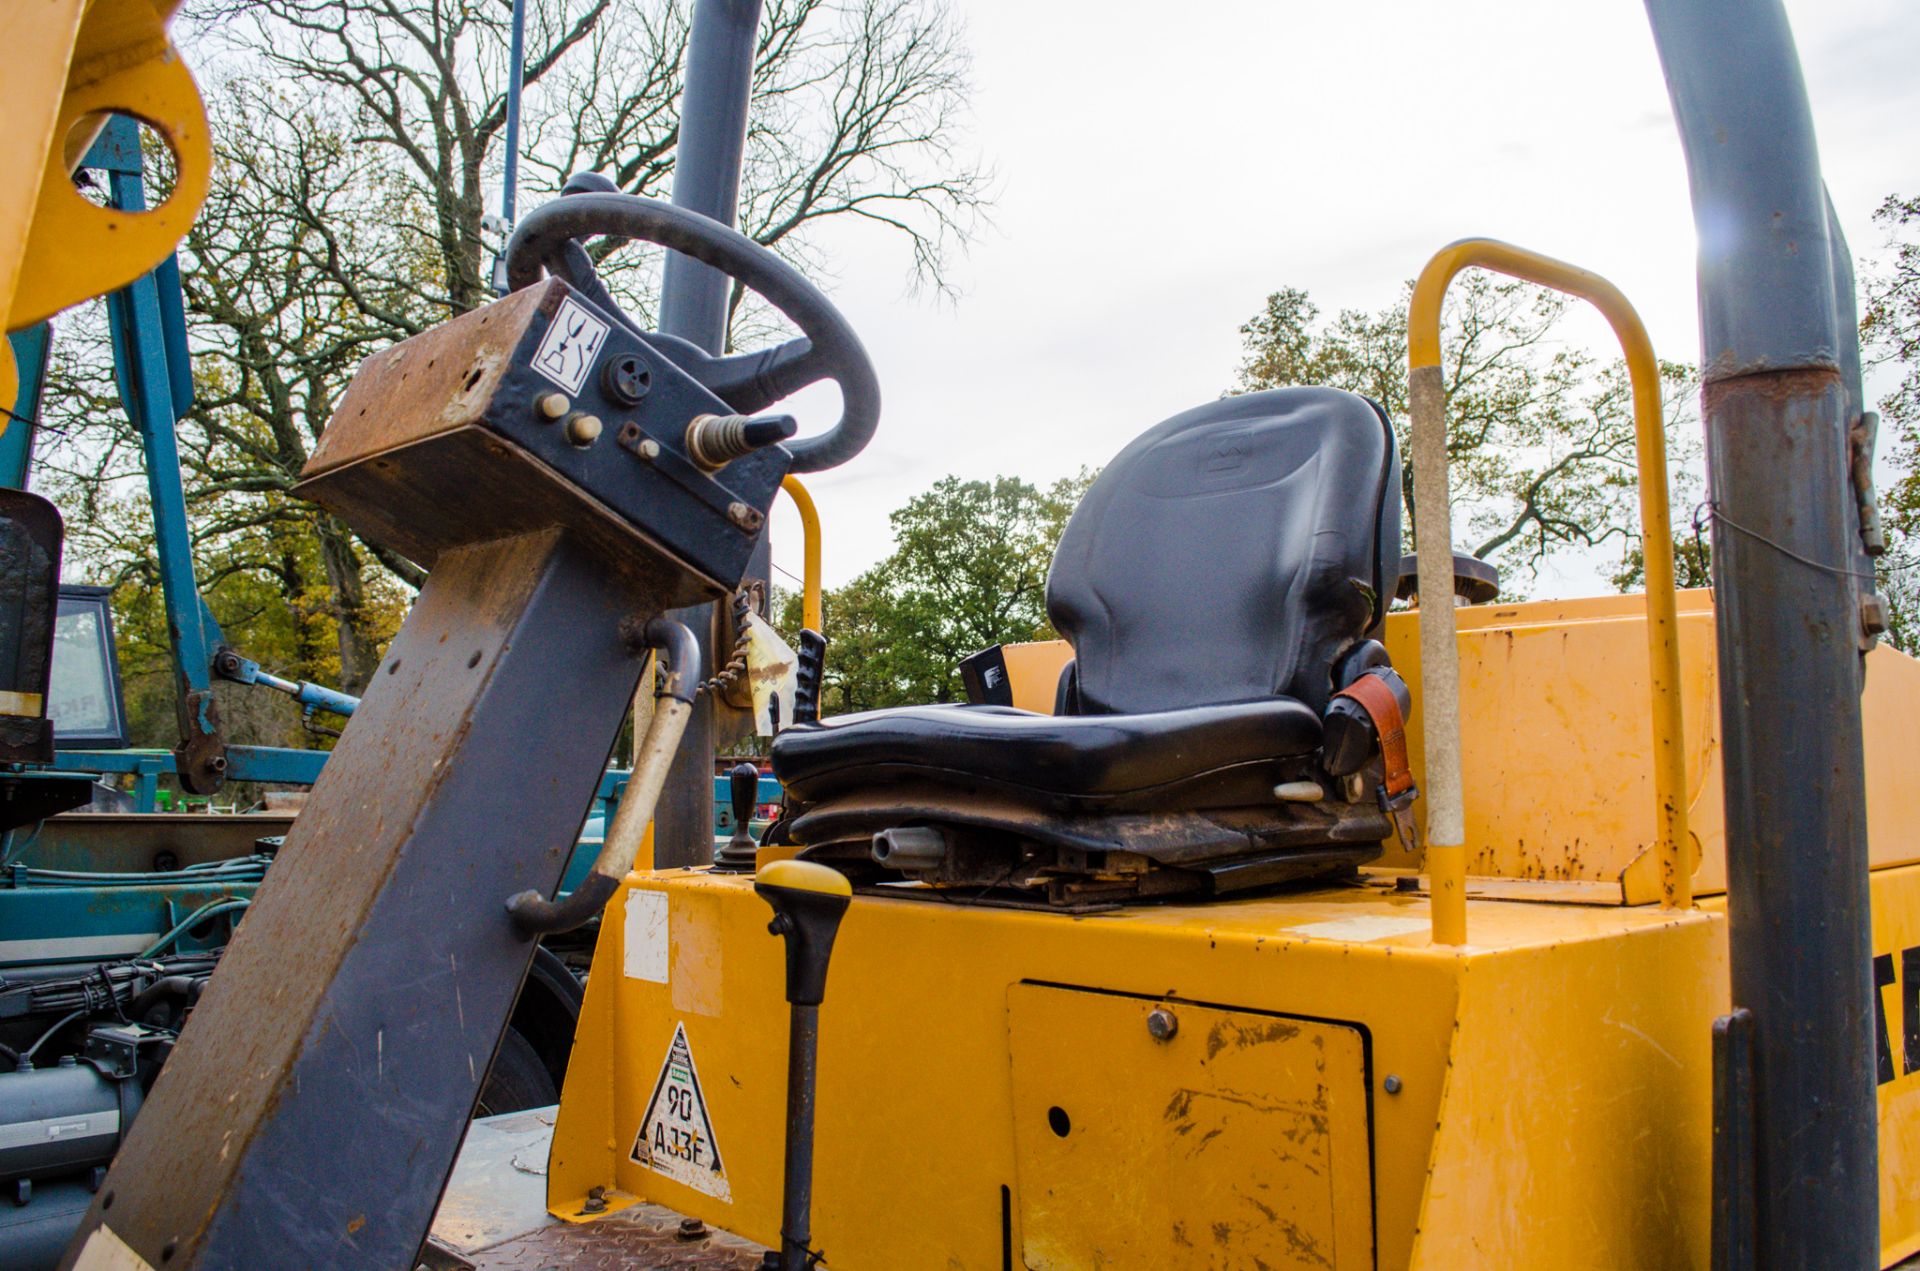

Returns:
631,1021,731,1199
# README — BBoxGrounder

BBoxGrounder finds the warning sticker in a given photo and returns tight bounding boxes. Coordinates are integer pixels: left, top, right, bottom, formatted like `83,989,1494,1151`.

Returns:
631,1022,730,1199
530,296,611,395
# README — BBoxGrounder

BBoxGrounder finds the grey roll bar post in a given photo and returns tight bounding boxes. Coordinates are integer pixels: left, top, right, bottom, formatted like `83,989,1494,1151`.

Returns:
654,0,770,868
1643,1,1879,1264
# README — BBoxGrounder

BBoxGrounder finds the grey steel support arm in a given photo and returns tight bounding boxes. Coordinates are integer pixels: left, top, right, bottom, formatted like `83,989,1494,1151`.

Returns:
1643,2,1879,1265
654,0,770,869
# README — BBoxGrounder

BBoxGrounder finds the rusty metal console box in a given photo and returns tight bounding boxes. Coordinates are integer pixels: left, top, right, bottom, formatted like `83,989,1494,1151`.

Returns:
297,277,790,609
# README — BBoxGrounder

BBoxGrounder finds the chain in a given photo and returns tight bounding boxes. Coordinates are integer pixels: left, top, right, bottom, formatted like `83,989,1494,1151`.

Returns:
697,589,754,697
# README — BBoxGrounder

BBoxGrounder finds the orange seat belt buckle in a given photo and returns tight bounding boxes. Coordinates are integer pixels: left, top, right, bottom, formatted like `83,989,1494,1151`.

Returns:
1333,672,1420,853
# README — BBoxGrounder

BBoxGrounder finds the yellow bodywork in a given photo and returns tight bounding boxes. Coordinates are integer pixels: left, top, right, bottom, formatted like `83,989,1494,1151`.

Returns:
974,592,1920,903
554,869,1732,1268
551,591,1920,1267
2,0,209,337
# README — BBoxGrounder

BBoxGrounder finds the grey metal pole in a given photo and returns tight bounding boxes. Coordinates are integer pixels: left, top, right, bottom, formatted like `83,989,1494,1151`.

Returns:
502,0,527,227
654,0,768,867
1643,1,1879,1264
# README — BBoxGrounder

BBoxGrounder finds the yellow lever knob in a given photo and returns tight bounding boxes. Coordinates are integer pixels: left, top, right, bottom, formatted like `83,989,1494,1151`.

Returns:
755,858,851,897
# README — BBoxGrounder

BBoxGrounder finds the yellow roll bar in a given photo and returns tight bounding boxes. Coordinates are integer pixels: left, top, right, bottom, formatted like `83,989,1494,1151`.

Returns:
1408,239,1690,946
781,474,823,632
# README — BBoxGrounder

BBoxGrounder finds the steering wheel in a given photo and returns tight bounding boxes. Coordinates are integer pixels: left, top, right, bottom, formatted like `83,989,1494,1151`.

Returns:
503,182,880,474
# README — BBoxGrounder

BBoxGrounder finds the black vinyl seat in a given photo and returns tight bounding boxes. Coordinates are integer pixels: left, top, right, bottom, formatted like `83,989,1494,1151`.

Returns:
771,386,1407,905
775,697,1323,810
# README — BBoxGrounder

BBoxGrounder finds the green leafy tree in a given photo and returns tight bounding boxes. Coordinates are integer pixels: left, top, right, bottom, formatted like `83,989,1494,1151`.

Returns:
779,470,1093,713
1233,277,1700,591
40,0,989,743
1862,193,1920,653
1609,532,1714,593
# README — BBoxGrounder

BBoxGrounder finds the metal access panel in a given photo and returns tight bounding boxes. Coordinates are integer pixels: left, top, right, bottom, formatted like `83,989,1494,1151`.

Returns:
1007,984,1374,1269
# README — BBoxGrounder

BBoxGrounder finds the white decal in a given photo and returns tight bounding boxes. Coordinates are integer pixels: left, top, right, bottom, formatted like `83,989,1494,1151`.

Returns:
624,889,669,983
530,297,610,395
631,1022,730,1200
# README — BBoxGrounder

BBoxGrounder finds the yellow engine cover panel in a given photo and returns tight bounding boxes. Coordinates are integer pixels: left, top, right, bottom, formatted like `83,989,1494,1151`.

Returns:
1008,985,1374,1269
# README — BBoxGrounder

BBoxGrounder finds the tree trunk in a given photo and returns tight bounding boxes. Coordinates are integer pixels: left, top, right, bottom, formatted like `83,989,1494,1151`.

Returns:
316,515,380,692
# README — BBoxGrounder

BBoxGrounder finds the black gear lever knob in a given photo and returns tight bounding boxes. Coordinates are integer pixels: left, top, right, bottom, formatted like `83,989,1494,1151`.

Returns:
712,761,763,873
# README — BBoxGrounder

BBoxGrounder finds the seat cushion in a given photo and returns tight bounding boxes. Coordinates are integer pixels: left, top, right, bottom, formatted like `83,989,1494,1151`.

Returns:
772,697,1322,807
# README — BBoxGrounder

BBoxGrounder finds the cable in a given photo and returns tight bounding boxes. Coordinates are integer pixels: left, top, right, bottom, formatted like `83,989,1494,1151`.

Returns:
20,1008,87,1067
1693,501,1879,583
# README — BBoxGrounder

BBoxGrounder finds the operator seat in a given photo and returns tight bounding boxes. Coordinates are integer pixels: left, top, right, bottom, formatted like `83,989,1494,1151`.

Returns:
771,386,1411,906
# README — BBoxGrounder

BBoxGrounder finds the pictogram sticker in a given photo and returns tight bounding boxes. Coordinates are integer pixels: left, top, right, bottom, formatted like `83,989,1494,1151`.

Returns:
531,296,611,395
631,1022,730,1199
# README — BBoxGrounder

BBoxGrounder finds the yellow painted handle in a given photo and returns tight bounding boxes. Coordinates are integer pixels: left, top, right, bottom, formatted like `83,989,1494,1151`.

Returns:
1409,239,1691,947
781,475,823,633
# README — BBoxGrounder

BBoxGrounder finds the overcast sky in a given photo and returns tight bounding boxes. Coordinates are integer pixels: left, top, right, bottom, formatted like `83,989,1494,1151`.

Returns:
762,0,1920,599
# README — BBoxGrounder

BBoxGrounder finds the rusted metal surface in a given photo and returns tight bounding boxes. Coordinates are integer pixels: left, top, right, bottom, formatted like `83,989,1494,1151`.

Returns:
297,277,788,613
24,812,296,872
305,284,549,473
429,1108,767,1270
65,530,653,1270
466,1208,767,1270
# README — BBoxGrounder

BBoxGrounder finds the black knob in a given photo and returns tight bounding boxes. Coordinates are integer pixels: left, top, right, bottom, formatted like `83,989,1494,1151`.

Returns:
729,762,761,832
711,762,764,873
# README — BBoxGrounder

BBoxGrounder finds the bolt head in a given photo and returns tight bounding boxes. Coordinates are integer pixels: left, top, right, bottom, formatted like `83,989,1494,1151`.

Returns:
677,1218,709,1241
565,412,604,447
638,438,661,460
536,391,570,420
1384,1074,1403,1095
1147,1007,1179,1041
727,501,764,532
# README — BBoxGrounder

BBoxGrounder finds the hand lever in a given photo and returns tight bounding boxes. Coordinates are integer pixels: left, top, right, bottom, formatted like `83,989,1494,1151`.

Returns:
754,860,851,1271
792,630,827,726
712,761,764,873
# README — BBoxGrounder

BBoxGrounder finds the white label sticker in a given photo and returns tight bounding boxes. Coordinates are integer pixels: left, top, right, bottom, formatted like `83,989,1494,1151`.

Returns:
631,1022,730,1200
530,297,611,395
624,889,669,982
71,1225,156,1271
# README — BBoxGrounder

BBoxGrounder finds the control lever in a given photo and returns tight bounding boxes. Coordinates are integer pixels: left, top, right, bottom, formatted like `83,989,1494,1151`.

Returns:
754,860,852,1271
686,413,798,471
793,629,827,726
712,761,764,873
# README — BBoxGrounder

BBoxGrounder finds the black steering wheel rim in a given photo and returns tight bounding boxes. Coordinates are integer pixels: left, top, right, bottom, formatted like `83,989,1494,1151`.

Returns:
503,191,880,474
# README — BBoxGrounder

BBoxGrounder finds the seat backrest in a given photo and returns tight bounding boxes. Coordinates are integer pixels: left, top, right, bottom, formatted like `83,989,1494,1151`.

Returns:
1046,387,1400,716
